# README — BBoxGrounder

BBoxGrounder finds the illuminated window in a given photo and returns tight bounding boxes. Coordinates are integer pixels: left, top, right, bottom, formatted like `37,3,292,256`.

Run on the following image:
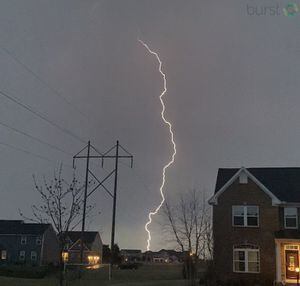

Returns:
19,251,25,261
62,252,69,262
88,255,100,265
284,207,298,229
232,206,259,227
1,250,7,260
31,251,37,261
233,246,260,273
21,236,27,245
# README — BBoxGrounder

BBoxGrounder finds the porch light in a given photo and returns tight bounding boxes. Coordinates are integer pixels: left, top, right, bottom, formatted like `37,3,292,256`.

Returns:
88,255,100,265
296,267,300,273
62,252,69,262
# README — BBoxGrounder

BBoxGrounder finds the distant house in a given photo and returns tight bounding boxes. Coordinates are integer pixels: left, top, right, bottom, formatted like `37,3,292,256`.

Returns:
143,249,185,263
120,249,142,262
0,220,59,266
63,231,102,266
209,167,300,284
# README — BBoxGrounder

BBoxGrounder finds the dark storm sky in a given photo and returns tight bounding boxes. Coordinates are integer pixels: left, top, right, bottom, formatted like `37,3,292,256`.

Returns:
0,0,299,250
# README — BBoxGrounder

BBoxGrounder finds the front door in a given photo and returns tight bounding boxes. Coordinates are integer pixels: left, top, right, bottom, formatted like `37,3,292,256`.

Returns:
286,250,299,279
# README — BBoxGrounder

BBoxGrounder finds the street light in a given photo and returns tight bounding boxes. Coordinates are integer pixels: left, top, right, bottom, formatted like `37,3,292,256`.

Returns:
296,267,299,286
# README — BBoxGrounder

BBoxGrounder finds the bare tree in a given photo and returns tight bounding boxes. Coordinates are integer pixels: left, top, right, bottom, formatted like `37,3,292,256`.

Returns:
163,189,212,259
19,165,94,285
162,189,212,285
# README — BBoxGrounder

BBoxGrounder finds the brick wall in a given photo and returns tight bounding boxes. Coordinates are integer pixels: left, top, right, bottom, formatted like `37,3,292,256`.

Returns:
213,178,280,282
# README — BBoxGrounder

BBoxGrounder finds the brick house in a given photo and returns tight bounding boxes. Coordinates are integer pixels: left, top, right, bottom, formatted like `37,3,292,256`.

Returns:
209,167,300,284
62,231,102,266
0,220,59,266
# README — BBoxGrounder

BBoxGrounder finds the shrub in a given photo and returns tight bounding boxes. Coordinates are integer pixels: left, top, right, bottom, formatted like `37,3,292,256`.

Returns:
0,265,48,279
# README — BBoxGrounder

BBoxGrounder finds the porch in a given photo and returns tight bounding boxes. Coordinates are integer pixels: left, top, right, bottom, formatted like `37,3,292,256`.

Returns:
275,238,300,285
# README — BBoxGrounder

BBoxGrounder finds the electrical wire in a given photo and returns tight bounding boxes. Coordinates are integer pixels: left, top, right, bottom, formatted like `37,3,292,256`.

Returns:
0,141,72,168
0,89,86,144
0,119,72,156
0,45,89,121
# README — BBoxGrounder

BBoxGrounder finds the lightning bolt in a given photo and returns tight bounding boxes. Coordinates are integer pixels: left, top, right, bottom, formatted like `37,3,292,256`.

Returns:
138,39,177,251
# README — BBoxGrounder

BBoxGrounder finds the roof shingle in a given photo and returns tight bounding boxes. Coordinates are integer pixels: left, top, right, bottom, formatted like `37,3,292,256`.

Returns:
215,167,300,203
0,220,51,235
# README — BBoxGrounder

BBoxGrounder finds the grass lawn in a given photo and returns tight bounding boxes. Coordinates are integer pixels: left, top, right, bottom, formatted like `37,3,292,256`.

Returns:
0,264,190,286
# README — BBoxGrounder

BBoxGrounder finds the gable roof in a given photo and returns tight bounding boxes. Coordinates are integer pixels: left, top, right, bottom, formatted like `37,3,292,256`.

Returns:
68,239,89,251
67,231,99,245
0,220,51,235
211,167,300,204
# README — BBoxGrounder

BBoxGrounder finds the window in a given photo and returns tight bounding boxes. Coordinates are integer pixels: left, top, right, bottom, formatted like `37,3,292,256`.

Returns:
88,255,100,265
232,206,259,227
284,207,298,229
285,245,299,250
233,246,260,273
19,251,25,261
31,251,37,261
1,250,7,260
21,236,27,245
62,252,69,262
36,236,42,245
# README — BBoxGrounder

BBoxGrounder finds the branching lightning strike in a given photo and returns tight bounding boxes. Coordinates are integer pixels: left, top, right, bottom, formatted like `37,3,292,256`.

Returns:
138,39,177,251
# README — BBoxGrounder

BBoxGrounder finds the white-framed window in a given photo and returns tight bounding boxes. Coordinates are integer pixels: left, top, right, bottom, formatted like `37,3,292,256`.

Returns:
1,250,7,260
36,236,42,245
31,251,37,261
285,245,299,251
284,207,298,229
19,250,25,261
21,236,27,245
233,246,260,273
232,206,259,227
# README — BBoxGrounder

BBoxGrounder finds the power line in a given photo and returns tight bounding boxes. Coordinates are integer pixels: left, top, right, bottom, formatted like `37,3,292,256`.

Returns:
0,89,86,144
0,119,72,156
0,141,72,168
0,45,89,121
0,119,111,177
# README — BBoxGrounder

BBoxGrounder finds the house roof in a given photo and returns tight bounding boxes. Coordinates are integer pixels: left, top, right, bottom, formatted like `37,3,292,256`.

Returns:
120,249,142,254
158,249,182,255
215,167,300,203
0,220,51,235
144,249,185,257
67,231,98,245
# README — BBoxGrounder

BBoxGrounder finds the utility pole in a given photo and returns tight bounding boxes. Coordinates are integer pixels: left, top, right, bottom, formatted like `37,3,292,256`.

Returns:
73,141,106,264
101,141,133,280
73,140,133,276
80,140,90,263
109,141,119,280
